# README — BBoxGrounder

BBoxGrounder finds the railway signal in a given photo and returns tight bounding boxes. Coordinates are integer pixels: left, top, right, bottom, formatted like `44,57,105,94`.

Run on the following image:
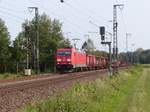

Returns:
89,21,113,75
60,0,64,3
100,26,105,41
100,26,112,75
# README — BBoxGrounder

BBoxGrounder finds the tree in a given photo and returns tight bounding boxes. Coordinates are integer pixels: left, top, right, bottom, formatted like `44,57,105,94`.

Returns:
12,33,26,73
58,38,72,48
93,50,108,57
136,48,144,52
0,18,11,73
14,13,71,72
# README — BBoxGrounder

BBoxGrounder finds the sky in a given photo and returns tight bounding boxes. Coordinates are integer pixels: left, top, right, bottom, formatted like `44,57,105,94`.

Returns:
0,0,149,52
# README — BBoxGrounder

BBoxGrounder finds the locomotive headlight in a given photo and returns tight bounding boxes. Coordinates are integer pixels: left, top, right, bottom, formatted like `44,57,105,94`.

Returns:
57,59,61,62
67,59,71,62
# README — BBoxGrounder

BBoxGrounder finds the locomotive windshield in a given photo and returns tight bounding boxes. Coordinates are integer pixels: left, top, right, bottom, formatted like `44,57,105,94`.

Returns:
57,52,71,56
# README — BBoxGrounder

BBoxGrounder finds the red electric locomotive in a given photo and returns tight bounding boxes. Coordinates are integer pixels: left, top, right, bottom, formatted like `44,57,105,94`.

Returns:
56,48,86,72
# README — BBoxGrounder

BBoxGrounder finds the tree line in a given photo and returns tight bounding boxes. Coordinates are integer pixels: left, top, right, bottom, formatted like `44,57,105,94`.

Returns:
119,48,150,64
0,13,71,74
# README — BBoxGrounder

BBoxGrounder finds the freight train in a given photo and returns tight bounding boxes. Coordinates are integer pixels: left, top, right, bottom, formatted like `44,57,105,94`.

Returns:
56,48,109,72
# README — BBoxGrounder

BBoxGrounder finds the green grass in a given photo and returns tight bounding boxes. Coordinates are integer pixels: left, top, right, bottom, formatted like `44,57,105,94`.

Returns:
0,73,22,80
19,66,143,112
118,68,150,112
141,64,150,68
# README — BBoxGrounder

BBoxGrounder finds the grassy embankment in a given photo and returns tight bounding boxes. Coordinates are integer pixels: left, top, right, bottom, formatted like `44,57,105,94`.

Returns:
19,65,144,112
0,73,22,80
118,66,150,112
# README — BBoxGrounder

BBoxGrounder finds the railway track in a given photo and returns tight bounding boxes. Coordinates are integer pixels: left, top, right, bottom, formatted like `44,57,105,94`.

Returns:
0,69,108,94
0,67,129,93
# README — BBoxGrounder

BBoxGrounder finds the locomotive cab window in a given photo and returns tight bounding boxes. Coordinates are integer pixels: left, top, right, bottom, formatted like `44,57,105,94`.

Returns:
57,52,71,56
